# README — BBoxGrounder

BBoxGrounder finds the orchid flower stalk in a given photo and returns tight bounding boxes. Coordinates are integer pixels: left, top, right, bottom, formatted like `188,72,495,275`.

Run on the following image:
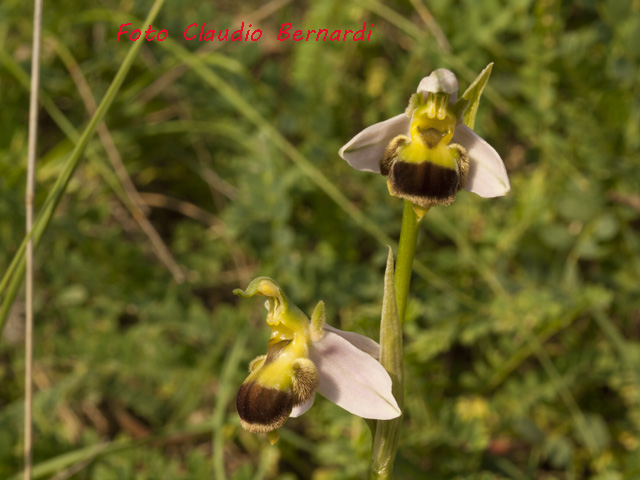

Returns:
338,64,510,478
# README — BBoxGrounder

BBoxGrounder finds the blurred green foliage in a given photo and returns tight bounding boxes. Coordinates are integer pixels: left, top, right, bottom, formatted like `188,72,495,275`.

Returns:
1,0,640,478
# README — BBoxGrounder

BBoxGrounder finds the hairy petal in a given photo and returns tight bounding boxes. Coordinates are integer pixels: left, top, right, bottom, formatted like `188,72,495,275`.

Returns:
310,331,401,419
453,124,510,197
339,113,410,173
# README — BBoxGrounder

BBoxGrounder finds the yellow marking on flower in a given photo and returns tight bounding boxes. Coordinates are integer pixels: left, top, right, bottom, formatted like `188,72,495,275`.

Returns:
269,323,295,343
399,92,459,170
399,142,458,169
248,358,294,391
248,337,311,391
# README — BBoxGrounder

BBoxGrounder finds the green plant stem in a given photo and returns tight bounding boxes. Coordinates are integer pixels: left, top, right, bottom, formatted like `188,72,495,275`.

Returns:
370,201,422,479
394,201,421,325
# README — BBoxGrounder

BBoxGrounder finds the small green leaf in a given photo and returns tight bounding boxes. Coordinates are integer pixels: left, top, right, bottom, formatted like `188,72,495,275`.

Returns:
379,247,402,401
461,63,494,129
371,247,404,478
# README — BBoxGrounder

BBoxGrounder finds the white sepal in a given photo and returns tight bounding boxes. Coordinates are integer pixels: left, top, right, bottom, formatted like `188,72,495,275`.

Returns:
310,331,401,420
338,113,410,173
323,323,380,359
453,124,510,197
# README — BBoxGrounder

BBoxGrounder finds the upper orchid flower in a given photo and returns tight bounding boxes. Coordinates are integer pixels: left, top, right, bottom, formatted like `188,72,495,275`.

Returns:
339,66,510,208
234,277,400,444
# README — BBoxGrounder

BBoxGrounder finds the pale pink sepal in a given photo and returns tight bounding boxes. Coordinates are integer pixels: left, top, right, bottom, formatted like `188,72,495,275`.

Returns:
338,113,409,173
323,324,380,359
453,124,510,197
309,331,401,420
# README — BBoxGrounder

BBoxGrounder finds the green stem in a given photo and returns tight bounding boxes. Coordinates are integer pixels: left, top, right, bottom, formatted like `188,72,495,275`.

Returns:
370,201,422,480
394,201,421,325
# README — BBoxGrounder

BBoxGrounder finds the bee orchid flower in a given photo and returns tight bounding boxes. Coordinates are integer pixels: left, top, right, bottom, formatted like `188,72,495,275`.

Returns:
234,277,401,443
339,66,510,208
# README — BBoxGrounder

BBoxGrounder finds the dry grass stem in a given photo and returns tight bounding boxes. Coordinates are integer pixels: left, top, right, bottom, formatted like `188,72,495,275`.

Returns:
408,0,451,53
24,0,44,478
51,39,186,284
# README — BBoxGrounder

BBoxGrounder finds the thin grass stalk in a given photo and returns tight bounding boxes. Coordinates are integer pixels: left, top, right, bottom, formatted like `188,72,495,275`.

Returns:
24,0,44,477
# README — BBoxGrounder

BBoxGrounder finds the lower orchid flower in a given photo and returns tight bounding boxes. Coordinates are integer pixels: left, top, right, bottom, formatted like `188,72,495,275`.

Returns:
234,277,401,444
339,65,510,208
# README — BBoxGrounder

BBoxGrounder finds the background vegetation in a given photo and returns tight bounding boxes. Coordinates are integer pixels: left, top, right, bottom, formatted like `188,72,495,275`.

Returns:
2,0,640,478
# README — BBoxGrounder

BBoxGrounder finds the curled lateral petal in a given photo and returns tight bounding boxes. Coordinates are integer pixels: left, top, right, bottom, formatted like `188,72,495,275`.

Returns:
417,68,459,101
290,395,315,418
323,324,380,360
309,331,401,420
453,124,510,197
339,113,410,173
